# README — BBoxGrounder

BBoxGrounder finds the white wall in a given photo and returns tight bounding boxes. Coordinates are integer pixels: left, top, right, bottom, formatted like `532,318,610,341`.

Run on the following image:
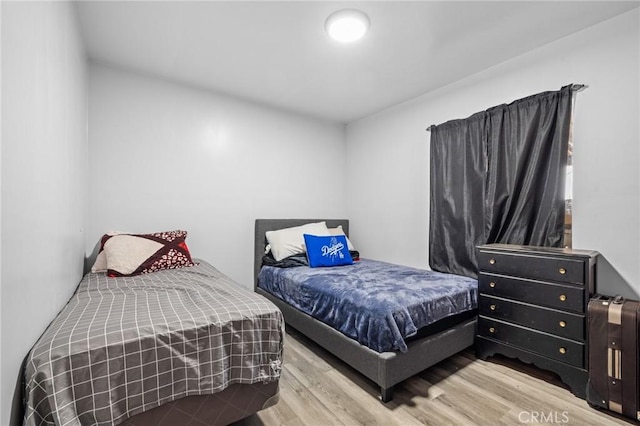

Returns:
0,4,3,422
88,64,347,288
1,2,88,425
346,10,640,297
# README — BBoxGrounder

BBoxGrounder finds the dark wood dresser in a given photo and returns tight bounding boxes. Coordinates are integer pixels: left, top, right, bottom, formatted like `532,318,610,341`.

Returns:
475,244,598,399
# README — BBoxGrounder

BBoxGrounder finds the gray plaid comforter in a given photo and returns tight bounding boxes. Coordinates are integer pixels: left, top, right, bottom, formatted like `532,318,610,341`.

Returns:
24,260,284,426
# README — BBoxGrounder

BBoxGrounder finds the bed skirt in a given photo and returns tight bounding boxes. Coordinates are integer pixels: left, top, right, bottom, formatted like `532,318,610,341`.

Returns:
122,381,279,425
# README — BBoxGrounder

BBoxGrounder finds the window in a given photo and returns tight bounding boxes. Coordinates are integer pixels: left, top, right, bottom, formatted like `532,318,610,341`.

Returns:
429,85,577,277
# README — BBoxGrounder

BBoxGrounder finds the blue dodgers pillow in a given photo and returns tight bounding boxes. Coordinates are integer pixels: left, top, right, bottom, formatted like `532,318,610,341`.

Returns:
303,234,354,268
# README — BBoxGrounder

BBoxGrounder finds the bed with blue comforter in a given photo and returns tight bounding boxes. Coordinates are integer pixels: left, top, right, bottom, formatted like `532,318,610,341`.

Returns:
253,218,479,402
258,258,477,353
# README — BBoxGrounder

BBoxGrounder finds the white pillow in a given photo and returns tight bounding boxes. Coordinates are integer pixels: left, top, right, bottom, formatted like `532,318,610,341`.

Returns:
266,221,331,261
103,235,166,275
328,225,356,251
90,231,126,273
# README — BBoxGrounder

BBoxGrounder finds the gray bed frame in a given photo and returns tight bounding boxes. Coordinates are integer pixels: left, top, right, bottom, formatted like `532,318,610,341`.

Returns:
254,219,477,402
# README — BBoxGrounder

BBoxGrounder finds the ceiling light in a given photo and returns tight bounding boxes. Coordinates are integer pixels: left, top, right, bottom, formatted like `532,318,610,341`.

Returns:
325,9,370,43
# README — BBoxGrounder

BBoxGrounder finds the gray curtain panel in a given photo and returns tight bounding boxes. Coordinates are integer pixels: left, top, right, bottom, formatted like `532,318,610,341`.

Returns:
429,85,573,278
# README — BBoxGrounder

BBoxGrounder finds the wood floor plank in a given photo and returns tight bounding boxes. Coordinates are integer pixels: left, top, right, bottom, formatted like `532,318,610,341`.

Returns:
322,368,424,426
234,328,635,425
277,368,345,426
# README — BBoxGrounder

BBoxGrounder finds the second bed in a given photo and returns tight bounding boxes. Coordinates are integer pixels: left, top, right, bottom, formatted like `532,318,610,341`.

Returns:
254,219,478,402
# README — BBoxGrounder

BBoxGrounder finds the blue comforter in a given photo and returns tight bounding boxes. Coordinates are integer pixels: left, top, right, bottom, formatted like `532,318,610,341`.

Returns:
258,258,477,353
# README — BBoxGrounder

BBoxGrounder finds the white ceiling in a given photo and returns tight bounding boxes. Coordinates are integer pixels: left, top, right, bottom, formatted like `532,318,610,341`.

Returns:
75,1,639,124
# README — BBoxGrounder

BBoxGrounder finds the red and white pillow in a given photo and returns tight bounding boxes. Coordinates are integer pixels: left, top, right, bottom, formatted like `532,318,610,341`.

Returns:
91,230,195,277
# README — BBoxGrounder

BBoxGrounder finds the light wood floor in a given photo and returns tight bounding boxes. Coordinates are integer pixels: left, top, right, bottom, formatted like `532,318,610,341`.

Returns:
236,327,634,426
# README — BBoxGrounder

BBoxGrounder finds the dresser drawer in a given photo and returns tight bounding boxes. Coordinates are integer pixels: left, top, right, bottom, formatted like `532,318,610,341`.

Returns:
477,250,584,284
478,316,584,368
479,295,585,341
479,273,584,313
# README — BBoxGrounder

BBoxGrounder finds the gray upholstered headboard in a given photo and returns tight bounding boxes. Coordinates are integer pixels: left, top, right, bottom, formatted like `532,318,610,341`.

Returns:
254,219,349,290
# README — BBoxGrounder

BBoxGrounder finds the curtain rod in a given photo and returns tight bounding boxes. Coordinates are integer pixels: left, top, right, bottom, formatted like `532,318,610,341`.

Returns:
426,84,588,132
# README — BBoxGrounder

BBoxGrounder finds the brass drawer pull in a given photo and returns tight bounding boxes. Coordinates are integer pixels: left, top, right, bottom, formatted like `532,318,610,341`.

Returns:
489,327,496,334
489,258,496,265
559,347,566,354
559,267,566,275
559,321,566,328
489,304,496,311
489,282,496,288
559,294,567,302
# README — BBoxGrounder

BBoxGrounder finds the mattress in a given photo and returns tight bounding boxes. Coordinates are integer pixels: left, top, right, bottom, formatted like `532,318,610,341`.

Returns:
258,258,477,353
24,260,284,426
